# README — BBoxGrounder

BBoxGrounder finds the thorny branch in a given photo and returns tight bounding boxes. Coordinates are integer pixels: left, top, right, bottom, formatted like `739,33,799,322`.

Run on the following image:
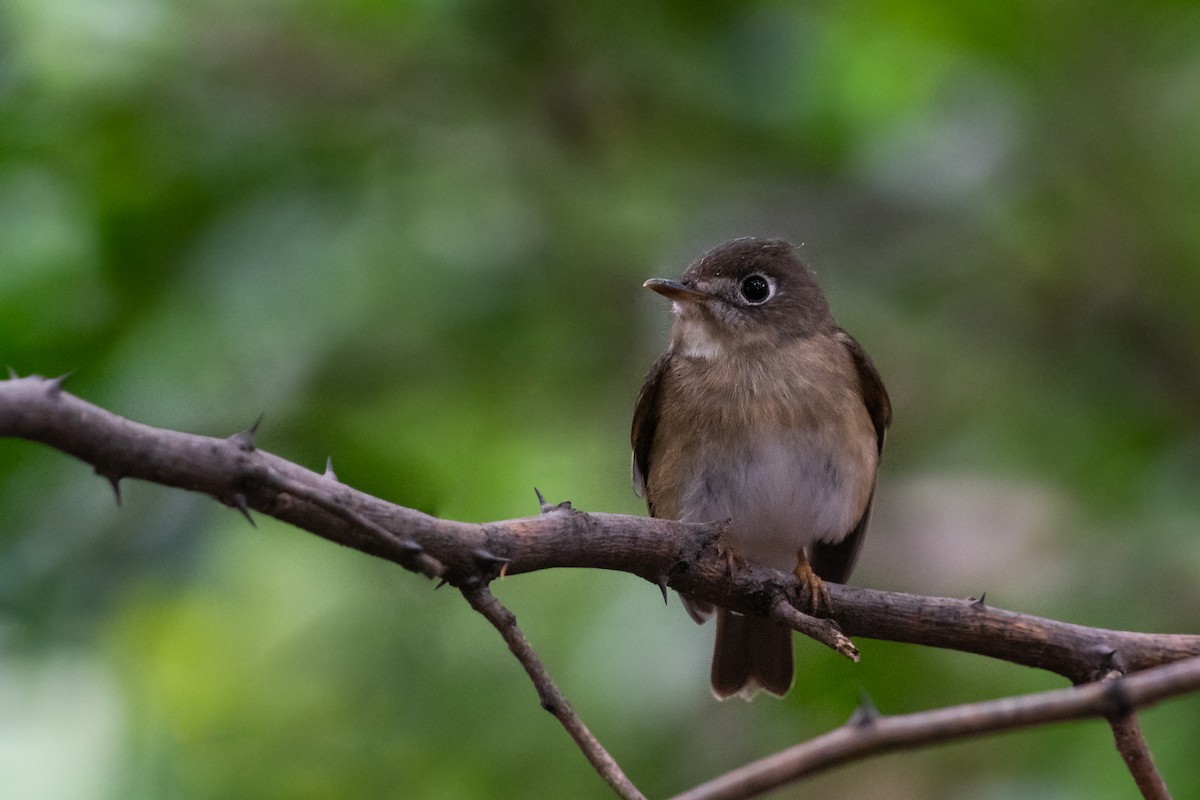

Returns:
672,655,1200,800
2,374,1197,798
463,585,646,800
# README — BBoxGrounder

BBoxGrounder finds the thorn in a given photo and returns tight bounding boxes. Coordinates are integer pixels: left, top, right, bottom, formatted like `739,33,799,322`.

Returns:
656,575,670,605
473,548,509,567
1100,646,1127,675
96,468,123,507
6,366,17,380
230,493,256,527
46,371,73,397
969,592,987,610
499,561,510,579
229,414,264,452
534,487,572,513
323,457,338,481
848,688,881,727
394,539,423,555
473,548,508,565
434,577,449,590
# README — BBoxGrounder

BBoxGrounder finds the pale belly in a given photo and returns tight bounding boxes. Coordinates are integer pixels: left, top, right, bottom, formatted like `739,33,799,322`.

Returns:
674,432,874,572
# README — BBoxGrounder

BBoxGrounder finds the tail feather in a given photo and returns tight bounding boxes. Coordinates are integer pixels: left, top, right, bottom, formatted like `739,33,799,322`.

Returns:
681,594,715,624
710,609,793,700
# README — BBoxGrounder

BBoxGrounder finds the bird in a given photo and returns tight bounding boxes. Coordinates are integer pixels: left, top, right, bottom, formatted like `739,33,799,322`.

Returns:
631,237,891,699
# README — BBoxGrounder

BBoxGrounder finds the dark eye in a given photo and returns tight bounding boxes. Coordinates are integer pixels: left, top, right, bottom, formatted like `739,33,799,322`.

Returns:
739,274,773,304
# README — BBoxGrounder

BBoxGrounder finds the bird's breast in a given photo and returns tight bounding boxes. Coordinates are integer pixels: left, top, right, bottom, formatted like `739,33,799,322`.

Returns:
648,340,877,571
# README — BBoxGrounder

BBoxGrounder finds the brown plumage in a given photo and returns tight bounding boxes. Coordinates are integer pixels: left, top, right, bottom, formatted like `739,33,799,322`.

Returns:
632,238,890,699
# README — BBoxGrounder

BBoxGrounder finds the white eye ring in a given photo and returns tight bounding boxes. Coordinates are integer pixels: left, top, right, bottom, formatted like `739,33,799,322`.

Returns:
739,273,775,305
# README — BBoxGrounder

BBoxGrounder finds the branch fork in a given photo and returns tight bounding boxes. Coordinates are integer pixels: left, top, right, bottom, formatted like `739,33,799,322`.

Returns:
2,373,1198,799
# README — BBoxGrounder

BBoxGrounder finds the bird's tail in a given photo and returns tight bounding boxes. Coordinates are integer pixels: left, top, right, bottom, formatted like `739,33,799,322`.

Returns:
710,609,793,700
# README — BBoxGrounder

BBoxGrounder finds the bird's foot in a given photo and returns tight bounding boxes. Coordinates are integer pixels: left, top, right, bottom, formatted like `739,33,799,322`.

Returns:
715,532,746,577
794,555,831,616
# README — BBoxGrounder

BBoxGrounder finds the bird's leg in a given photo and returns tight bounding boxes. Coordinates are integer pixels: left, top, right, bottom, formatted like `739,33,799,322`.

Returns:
793,549,830,615
715,528,745,578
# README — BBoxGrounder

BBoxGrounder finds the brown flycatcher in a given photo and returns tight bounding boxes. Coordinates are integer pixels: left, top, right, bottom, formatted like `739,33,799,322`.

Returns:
632,238,891,699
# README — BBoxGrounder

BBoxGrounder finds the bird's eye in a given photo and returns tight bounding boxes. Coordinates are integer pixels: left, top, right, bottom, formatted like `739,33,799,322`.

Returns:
739,274,773,304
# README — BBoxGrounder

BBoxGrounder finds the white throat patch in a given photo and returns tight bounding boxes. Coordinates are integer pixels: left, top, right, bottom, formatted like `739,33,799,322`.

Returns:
673,313,724,360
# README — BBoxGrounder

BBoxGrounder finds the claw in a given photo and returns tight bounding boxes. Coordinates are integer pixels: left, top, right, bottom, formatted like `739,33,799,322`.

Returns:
793,551,831,615
714,524,745,577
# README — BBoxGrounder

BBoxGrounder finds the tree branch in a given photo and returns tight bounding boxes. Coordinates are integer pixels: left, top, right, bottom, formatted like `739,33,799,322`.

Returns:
672,655,1200,800
462,584,645,800
3,376,1195,684
1108,711,1172,800
4,374,1199,798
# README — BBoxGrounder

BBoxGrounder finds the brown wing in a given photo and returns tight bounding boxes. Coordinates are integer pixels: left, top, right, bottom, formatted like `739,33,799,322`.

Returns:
631,350,671,516
811,329,892,583
632,350,716,623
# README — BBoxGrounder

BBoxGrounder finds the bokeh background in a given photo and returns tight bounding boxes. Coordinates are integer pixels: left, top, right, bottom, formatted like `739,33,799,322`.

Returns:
3,1,1200,798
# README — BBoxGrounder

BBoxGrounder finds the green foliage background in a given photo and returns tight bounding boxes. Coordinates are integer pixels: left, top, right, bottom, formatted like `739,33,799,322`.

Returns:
3,1,1200,798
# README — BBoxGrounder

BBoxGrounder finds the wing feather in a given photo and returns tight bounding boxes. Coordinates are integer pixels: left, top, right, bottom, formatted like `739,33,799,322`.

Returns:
811,330,891,583
630,350,672,515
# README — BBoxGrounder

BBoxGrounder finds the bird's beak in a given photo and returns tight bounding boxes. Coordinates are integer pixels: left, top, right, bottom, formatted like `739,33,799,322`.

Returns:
643,278,705,303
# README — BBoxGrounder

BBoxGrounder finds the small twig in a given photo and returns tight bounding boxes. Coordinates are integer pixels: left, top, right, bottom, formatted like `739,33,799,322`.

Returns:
462,585,646,800
671,654,1200,800
1109,712,1171,800
769,597,859,662
1100,666,1171,799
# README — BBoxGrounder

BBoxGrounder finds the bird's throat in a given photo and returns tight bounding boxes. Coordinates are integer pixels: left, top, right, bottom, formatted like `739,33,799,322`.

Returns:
671,316,725,360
